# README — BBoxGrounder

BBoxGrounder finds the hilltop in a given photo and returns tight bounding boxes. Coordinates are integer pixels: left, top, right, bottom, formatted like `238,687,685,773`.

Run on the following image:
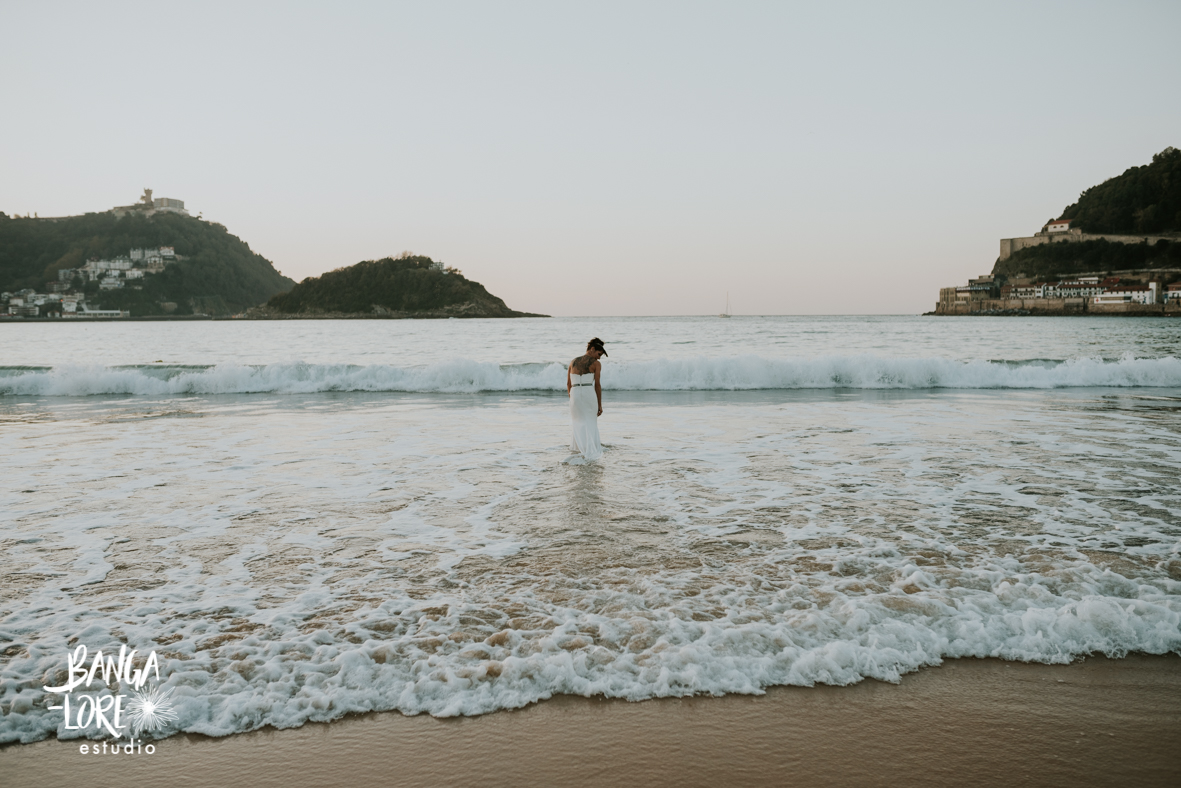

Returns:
260,255,544,319
0,208,294,316
1059,146,1181,234
992,147,1181,278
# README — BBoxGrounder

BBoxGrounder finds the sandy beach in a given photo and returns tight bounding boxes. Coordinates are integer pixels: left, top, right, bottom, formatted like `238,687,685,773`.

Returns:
4,654,1178,788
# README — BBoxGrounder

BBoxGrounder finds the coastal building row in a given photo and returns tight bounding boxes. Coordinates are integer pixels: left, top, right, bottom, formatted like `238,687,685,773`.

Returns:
939,276,1179,311
1002,277,1170,305
3,246,182,317
1,288,129,318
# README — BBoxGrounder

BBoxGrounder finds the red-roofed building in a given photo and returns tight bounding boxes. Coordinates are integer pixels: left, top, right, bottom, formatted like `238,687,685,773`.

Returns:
1044,219,1071,233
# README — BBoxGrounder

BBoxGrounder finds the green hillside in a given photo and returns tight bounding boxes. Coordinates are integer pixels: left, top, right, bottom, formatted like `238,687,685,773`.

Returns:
266,255,539,317
0,210,294,315
994,237,1181,279
991,147,1181,278
1059,146,1181,234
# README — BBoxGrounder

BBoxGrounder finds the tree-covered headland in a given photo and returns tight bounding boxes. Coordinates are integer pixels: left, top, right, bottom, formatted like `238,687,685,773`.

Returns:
1059,146,1181,234
265,255,541,318
0,210,294,315
993,147,1181,278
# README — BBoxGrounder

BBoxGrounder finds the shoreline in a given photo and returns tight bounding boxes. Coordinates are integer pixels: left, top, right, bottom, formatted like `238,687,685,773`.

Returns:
4,654,1178,788
924,310,1181,317
928,304,1181,317
0,313,552,322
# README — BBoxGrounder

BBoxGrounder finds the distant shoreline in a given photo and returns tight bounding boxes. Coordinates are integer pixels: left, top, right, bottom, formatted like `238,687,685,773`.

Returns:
927,303,1180,317
0,313,551,323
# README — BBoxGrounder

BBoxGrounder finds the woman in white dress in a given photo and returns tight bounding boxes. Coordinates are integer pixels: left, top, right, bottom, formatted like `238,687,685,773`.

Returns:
564,338,606,464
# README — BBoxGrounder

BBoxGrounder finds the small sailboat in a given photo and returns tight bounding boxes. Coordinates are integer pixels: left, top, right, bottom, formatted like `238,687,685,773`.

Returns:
718,292,732,318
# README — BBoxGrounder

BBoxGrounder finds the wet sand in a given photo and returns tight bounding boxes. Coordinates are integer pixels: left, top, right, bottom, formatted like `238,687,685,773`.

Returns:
4,654,1179,788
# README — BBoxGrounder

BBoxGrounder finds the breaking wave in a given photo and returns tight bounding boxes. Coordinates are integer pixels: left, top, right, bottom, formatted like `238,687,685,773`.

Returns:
2,354,1180,396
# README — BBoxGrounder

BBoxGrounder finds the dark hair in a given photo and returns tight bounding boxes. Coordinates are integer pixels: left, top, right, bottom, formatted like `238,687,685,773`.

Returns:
587,337,607,356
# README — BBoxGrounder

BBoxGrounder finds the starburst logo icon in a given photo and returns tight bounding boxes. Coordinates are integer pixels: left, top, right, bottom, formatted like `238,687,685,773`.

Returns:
126,685,178,735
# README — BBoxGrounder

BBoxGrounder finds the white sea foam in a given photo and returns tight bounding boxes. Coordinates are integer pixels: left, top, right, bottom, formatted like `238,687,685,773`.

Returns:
5,560,1177,744
2,318,1180,745
1,390,1179,744
3,353,1180,396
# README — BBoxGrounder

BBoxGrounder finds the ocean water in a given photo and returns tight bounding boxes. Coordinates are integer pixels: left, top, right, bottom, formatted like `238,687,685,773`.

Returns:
2,315,1180,743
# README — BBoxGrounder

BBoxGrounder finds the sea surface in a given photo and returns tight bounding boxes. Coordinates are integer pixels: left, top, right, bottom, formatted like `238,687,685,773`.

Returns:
2,315,1180,743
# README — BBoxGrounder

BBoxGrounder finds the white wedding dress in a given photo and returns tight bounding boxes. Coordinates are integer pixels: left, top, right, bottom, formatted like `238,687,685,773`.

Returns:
565,372,602,464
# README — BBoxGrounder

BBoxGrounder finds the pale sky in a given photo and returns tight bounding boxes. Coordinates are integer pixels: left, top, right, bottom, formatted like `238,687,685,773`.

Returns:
2,1,1178,315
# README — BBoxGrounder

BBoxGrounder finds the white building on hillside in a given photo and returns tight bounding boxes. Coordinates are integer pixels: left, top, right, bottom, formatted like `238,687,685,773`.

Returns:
131,246,173,270
152,197,188,215
1093,282,1160,305
131,247,176,260
81,257,133,280
113,189,190,217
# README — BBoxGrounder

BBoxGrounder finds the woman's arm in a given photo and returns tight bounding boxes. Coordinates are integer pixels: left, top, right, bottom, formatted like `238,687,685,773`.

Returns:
593,361,602,416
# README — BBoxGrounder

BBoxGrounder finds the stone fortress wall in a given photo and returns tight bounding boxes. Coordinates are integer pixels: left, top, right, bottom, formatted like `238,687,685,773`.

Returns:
999,228,1177,261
